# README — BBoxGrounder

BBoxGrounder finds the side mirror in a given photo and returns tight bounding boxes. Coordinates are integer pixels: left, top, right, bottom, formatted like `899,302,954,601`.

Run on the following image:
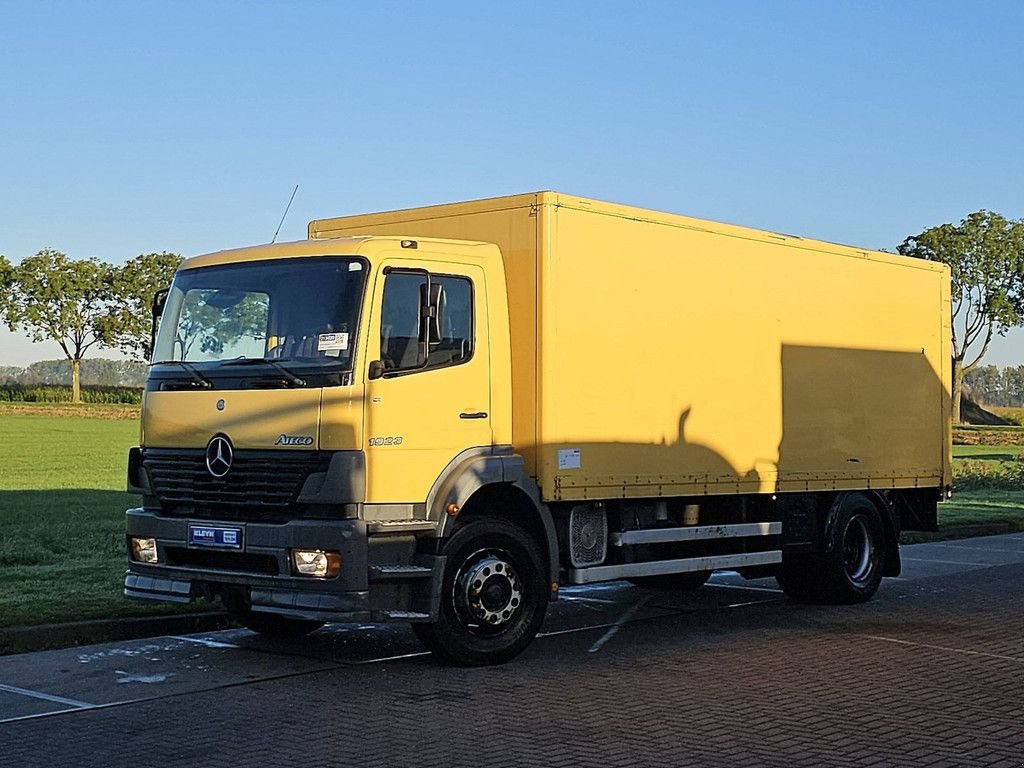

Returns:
152,288,168,318
368,360,386,380
149,288,170,360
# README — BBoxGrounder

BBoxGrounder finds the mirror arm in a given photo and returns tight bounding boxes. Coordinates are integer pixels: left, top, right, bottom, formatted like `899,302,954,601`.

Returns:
149,288,170,361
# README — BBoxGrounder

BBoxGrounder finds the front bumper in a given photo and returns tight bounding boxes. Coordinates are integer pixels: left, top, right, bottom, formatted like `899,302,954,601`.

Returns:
125,507,372,622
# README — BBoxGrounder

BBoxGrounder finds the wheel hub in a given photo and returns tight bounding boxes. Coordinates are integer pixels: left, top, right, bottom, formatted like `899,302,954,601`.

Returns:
843,516,873,583
455,552,522,628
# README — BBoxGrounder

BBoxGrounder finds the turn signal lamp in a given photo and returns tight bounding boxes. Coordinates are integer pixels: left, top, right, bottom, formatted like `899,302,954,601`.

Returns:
291,549,341,578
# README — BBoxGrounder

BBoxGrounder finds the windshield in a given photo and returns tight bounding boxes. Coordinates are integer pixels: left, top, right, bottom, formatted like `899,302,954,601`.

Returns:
153,256,367,370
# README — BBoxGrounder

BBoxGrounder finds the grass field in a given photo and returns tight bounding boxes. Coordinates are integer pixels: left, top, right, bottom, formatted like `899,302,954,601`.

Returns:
0,411,1022,629
0,413,204,628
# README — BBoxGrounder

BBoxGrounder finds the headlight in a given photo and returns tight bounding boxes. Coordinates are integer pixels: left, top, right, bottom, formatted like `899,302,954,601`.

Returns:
291,549,341,578
130,537,158,563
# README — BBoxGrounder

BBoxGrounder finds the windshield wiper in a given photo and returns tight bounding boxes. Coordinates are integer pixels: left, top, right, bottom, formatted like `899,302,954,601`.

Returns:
152,360,213,389
220,357,307,387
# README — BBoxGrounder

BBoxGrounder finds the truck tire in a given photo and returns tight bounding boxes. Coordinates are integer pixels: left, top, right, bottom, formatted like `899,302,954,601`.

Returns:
231,610,324,639
777,495,885,604
412,518,549,666
774,556,825,602
628,571,711,590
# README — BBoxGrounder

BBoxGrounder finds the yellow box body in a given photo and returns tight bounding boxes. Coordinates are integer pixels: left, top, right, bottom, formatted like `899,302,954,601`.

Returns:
311,192,952,503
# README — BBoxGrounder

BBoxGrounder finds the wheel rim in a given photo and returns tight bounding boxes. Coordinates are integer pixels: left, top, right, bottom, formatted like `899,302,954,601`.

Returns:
453,549,523,635
843,515,873,584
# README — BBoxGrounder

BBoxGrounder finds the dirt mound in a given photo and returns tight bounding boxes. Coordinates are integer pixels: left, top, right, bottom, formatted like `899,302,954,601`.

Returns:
961,395,1016,426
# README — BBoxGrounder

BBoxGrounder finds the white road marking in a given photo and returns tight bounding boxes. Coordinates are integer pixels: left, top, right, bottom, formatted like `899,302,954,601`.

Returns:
706,582,784,594
0,683,94,709
569,582,632,593
115,672,169,684
356,651,431,664
538,621,622,639
902,557,990,567
560,595,621,605
859,635,1024,664
725,598,782,609
166,635,240,649
588,597,651,654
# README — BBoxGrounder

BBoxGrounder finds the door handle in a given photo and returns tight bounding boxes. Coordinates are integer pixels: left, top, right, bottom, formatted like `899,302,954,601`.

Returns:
459,411,488,420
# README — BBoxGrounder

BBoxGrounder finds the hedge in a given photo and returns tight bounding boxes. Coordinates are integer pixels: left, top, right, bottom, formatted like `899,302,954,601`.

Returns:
0,385,142,404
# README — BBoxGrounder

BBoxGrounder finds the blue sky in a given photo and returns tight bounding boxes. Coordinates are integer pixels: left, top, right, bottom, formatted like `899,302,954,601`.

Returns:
2,1,1023,366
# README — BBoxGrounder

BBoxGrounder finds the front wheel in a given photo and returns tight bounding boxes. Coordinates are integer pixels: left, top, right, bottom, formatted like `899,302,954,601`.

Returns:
412,518,549,666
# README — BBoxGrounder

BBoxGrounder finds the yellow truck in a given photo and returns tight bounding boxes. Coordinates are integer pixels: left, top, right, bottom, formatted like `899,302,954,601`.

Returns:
125,192,952,664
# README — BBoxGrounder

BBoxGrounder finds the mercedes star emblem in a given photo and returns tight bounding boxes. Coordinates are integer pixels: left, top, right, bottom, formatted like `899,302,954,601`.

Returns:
205,435,233,478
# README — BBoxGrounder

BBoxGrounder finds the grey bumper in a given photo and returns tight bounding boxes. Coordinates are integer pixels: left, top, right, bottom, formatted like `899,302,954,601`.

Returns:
124,508,372,622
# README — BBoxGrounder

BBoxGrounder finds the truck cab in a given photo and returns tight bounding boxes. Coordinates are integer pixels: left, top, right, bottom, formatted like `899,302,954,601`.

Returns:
126,236,540,664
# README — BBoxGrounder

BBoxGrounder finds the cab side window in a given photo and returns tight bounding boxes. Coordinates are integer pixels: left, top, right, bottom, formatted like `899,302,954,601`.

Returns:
379,272,474,374
380,273,424,370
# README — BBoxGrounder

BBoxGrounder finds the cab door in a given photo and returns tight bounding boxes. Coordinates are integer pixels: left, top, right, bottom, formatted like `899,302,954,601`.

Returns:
362,259,491,504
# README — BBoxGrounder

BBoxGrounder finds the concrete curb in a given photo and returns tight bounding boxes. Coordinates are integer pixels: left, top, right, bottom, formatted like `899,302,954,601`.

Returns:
901,521,1024,544
0,611,237,655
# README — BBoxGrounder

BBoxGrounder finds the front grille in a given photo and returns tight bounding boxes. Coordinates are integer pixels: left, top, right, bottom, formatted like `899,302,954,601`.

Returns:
143,449,330,521
164,546,279,575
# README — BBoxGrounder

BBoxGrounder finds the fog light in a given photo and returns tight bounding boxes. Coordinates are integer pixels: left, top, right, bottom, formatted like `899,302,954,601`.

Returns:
291,549,341,578
130,537,158,564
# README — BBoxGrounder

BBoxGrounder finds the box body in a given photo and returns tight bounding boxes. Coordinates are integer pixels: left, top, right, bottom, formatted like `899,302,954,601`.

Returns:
311,192,952,503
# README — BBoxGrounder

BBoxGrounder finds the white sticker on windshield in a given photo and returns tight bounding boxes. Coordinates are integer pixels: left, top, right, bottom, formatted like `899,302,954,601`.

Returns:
317,332,349,351
558,448,581,470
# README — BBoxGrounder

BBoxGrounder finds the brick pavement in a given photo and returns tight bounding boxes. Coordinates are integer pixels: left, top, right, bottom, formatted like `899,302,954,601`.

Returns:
2,563,1023,767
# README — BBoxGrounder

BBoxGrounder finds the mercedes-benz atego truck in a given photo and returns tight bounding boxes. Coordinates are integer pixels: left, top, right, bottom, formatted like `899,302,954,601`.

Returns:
125,192,952,664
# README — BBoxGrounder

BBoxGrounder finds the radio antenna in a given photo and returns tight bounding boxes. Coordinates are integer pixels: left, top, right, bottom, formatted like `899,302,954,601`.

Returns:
271,184,299,243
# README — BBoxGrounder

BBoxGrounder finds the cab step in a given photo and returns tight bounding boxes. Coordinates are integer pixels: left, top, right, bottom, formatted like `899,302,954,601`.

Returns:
367,520,437,534
369,564,433,581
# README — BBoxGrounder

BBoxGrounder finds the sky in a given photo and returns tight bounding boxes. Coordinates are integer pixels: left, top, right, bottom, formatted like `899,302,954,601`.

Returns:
2,0,1023,367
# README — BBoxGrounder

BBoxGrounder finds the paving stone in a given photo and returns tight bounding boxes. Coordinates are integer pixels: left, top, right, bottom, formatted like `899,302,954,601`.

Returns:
2,556,1024,767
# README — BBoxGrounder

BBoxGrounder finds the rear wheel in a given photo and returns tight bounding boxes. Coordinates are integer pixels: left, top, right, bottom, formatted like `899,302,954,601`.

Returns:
777,495,885,604
412,518,549,666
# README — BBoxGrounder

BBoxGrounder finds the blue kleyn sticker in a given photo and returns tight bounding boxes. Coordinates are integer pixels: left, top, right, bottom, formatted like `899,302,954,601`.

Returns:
188,525,243,549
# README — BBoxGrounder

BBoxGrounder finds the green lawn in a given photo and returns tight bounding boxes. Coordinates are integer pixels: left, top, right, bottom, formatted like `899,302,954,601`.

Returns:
0,411,1022,629
936,490,1024,528
0,414,204,627
953,444,1024,459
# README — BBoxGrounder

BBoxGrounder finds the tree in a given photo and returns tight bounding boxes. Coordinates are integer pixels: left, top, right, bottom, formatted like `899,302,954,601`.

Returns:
1,249,117,403
0,255,14,317
899,211,1024,423
964,364,1002,405
100,252,183,360
0,255,13,291
1006,365,1024,407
